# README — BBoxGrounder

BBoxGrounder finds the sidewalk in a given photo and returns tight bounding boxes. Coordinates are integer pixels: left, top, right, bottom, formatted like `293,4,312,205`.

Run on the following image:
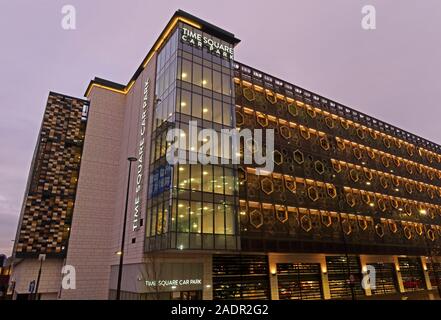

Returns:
359,289,440,300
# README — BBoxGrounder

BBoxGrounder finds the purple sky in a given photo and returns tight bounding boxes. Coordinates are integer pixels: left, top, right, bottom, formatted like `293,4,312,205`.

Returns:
1,0,440,256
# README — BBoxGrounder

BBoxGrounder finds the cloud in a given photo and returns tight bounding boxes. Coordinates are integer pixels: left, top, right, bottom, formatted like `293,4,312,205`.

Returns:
0,214,17,256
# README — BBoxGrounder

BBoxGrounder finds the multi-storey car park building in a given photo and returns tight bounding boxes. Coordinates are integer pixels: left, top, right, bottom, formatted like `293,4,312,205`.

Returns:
10,10,441,300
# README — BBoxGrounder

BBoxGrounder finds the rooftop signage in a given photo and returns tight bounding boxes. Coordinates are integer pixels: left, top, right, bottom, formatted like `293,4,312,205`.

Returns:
181,27,234,60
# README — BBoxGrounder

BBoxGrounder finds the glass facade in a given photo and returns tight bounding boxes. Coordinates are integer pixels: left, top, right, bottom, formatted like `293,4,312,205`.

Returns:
146,22,239,251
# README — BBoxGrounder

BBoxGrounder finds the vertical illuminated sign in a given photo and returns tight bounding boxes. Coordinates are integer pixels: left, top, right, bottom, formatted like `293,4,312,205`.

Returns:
133,79,151,231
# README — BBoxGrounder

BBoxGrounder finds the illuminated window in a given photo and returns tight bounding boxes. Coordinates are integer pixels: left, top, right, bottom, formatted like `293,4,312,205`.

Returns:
177,200,190,233
202,166,214,193
193,63,202,87
225,204,235,235
222,73,232,96
215,203,225,234
213,166,224,194
190,201,202,233
181,59,192,83
202,203,214,234
213,100,223,124
191,93,202,119
223,103,233,126
179,90,191,116
213,71,222,94
191,165,202,191
224,168,236,195
202,97,213,122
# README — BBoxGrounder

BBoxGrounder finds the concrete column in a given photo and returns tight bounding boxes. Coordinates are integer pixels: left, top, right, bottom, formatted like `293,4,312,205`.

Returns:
320,258,331,300
359,255,372,296
393,256,405,293
202,255,213,300
268,255,279,300
421,257,432,290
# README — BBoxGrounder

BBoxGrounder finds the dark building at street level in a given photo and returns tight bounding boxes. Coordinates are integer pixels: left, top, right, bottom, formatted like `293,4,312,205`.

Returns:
10,10,441,300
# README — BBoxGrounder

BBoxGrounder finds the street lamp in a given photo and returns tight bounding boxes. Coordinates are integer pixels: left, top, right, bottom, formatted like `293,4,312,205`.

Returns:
116,157,137,300
34,254,46,300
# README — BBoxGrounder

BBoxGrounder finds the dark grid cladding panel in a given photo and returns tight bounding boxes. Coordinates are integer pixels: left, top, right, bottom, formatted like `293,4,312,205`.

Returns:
326,256,365,299
277,263,323,300
398,257,426,292
234,62,441,257
15,93,87,258
368,263,398,295
427,262,441,288
213,255,270,300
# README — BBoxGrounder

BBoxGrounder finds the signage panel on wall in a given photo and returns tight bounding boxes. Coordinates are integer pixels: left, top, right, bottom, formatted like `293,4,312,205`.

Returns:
133,79,151,231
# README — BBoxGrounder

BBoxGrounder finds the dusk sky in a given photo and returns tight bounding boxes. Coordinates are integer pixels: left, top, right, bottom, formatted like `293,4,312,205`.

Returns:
1,0,440,256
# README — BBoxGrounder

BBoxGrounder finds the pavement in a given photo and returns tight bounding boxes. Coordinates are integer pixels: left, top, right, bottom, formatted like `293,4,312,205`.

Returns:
358,289,441,300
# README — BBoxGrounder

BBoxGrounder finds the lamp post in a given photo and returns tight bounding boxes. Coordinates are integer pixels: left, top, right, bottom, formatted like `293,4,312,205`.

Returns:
116,157,137,300
34,254,46,300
